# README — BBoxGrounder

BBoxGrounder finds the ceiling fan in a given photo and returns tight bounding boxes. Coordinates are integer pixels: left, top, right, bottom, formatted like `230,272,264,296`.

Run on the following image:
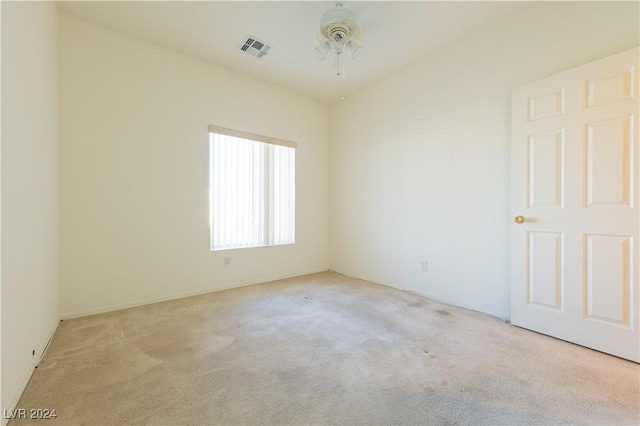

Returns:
314,2,363,99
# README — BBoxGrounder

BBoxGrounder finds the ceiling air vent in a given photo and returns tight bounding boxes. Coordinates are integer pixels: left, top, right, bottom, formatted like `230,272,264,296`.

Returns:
238,35,271,59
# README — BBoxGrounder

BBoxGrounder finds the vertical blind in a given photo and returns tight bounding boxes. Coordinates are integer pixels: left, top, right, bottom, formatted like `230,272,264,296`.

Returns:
209,127,296,251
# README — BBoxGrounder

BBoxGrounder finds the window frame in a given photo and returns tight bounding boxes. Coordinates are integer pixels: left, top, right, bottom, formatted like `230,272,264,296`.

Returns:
208,125,297,252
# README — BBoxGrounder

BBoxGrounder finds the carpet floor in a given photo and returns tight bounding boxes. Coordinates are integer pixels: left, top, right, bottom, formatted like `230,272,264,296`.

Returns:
11,271,640,425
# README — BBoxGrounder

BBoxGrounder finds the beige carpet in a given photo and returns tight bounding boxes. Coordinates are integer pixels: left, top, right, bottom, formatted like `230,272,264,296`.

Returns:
11,272,640,425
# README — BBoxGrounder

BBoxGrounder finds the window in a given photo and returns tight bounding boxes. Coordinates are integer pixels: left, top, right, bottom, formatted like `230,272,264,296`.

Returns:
209,125,296,251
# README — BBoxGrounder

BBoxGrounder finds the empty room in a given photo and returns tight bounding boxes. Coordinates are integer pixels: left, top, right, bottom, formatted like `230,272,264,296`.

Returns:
2,1,639,424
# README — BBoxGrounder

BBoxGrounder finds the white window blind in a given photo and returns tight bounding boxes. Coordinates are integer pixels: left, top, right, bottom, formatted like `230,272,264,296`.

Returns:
209,126,296,251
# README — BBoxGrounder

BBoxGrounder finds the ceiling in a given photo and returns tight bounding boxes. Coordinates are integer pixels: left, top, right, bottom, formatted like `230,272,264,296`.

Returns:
58,1,528,104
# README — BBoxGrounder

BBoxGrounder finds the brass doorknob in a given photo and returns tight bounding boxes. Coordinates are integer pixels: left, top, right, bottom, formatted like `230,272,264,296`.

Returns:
514,215,525,224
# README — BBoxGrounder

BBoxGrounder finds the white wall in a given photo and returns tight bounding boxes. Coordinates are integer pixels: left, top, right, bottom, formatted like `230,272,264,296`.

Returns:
1,1,59,417
329,1,639,319
58,12,330,318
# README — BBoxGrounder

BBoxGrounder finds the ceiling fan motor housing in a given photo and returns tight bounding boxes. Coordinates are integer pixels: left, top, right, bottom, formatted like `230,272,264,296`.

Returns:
327,24,349,50
315,4,362,49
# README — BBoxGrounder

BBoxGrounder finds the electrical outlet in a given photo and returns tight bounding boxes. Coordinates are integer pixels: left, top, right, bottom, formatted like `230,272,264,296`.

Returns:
224,257,231,267
420,261,428,272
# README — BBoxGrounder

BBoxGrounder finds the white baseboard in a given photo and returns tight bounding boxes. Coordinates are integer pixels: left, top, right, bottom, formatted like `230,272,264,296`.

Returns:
2,319,59,426
406,287,508,323
329,268,508,322
61,269,330,320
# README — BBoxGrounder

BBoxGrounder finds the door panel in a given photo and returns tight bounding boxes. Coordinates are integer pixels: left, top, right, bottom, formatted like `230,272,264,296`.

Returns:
586,67,634,107
527,129,564,208
511,47,639,362
584,234,632,327
585,116,632,207
527,231,563,310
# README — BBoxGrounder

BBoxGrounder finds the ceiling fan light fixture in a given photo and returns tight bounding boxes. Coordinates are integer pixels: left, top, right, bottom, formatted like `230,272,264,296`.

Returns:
314,2,363,99
315,41,331,60
346,40,361,59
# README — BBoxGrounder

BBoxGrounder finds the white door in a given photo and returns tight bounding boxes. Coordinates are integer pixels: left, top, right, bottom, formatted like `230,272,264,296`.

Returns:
511,47,639,362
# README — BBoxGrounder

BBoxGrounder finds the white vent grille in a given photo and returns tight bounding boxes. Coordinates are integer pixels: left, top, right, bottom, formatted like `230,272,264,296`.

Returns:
238,35,271,59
